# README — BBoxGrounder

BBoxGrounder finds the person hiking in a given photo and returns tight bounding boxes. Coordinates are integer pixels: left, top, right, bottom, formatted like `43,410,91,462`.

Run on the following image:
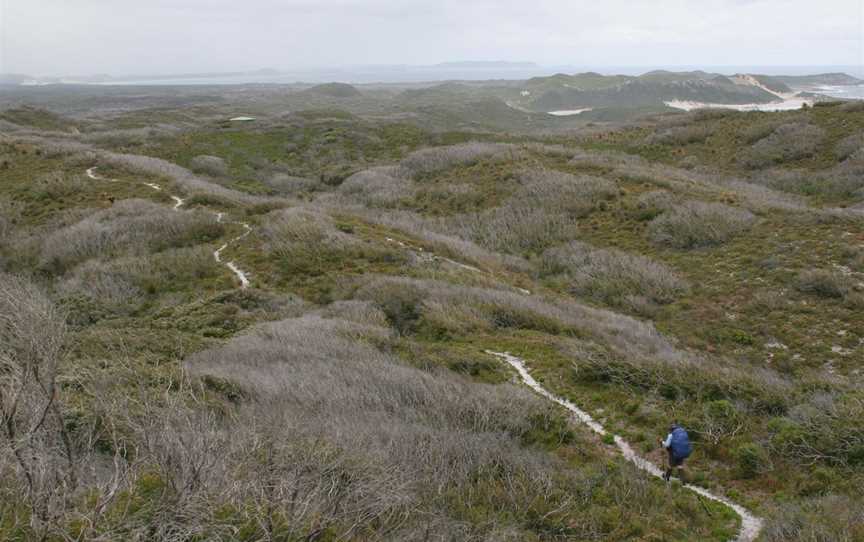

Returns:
661,423,691,482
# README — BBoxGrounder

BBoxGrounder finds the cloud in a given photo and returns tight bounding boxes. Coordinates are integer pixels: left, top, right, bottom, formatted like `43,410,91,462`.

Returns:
2,0,861,75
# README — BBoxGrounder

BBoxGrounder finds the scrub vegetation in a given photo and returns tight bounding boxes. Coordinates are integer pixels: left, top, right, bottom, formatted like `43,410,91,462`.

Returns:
0,83,862,540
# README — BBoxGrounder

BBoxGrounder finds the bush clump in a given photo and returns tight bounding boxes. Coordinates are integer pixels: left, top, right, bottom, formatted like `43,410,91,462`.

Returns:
399,142,515,178
40,199,225,272
339,167,413,207
794,269,852,299
739,122,825,169
539,241,689,310
189,155,229,177
648,201,756,249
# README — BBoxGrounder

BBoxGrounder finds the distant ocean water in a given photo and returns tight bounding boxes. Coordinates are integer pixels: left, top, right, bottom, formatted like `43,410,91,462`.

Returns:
813,85,864,100
77,65,864,86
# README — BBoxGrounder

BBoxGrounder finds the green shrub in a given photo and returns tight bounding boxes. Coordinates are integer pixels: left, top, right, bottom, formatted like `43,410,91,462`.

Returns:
736,443,770,478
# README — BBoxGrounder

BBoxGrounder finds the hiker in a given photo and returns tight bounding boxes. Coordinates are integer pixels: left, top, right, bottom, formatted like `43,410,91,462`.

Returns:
661,423,691,482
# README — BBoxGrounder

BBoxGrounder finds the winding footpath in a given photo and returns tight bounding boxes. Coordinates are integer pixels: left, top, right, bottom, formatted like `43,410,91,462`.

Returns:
86,167,251,288
85,165,762,539
486,351,763,542
384,237,531,295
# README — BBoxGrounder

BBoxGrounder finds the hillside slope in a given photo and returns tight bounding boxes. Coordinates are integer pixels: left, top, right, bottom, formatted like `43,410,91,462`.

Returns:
1,94,862,541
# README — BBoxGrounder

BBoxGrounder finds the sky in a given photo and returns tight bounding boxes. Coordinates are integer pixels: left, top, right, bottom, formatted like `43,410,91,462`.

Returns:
1,0,862,76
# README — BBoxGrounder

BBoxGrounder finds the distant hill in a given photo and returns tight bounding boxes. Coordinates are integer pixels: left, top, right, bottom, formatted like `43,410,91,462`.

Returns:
502,71,782,112
304,82,363,98
773,73,863,87
0,74,33,85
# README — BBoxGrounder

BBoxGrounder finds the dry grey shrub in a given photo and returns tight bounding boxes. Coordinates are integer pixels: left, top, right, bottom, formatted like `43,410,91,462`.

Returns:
40,199,224,272
762,494,864,542
399,142,517,178
0,197,23,240
259,206,355,261
339,166,414,206
648,201,756,249
32,170,86,200
644,124,715,146
0,273,83,536
559,336,793,412
346,207,532,274
264,173,319,195
538,240,689,309
182,315,572,537
839,100,864,113
57,246,219,313
772,392,864,466
80,126,180,147
569,148,808,213
315,299,390,327
447,170,616,254
634,190,678,219
834,133,864,162
739,122,826,169
738,120,782,145
189,154,228,177
794,269,853,299
355,276,689,364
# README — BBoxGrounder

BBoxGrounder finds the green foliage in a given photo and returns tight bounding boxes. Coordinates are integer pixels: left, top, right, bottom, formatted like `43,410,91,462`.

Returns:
736,443,770,478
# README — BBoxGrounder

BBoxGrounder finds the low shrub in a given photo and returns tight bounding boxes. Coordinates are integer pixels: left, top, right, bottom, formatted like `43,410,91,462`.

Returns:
339,166,413,206
735,443,771,478
538,241,689,309
448,170,616,254
399,142,515,178
794,269,852,299
763,495,864,542
648,201,756,249
768,392,864,467
632,190,677,221
57,246,220,317
264,173,319,195
644,124,716,146
834,133,864,162
40,199,225,273
739,122,825,169
189,155,229,177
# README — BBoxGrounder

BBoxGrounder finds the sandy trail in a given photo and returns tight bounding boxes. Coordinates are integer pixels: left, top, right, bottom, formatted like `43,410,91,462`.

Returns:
486,351,763,542
384,237,530,295
213,211,252,287
86,166,251,288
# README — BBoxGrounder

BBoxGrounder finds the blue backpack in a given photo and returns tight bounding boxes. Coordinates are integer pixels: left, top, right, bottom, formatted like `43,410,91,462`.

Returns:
670,427,692,459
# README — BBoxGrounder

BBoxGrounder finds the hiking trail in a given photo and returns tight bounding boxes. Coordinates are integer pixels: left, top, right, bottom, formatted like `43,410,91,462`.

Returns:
486,351,763,542
86,166,251,288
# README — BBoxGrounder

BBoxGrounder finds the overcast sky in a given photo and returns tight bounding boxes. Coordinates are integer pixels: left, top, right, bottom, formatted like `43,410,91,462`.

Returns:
2,0,862,76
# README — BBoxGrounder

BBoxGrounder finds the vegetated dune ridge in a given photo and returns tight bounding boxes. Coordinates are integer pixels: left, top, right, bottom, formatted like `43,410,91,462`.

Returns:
85,160,760,540
85,166,251,287
487,351,763,542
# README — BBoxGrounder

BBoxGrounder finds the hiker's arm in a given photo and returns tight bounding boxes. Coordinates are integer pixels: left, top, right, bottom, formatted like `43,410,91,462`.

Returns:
661,434,672,448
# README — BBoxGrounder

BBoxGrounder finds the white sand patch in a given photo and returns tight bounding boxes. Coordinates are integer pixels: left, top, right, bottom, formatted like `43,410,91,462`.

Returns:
665,97,812,112
486,351,764,542
548,108,593,116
